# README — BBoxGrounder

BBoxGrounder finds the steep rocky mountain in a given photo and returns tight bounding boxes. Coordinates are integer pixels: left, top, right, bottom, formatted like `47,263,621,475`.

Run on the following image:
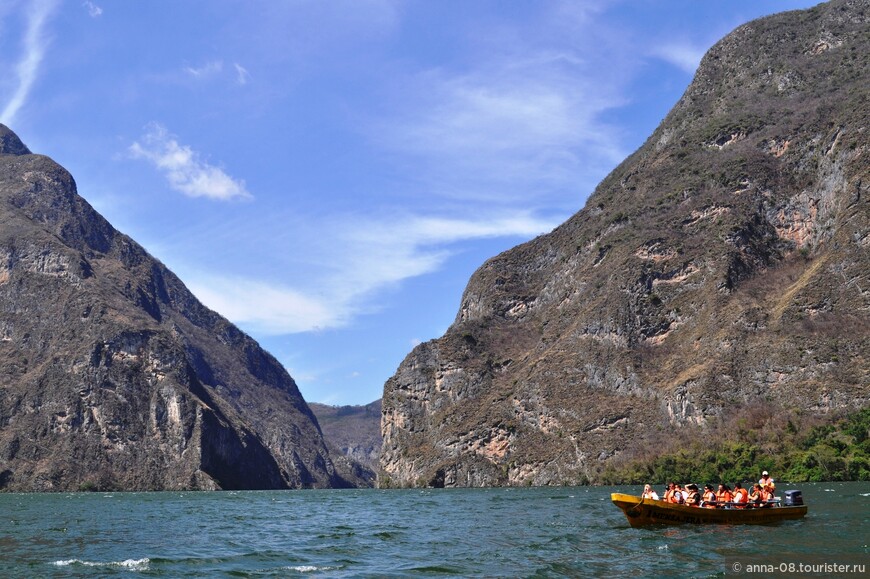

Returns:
310,400,382,476
0,125,363,491
381,0,870,488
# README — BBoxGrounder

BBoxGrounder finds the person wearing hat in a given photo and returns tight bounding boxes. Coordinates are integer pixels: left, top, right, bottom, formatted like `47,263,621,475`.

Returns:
759,471,775,494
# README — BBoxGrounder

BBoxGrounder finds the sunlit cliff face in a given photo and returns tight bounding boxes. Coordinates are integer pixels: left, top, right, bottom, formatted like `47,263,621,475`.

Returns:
380,0,870,488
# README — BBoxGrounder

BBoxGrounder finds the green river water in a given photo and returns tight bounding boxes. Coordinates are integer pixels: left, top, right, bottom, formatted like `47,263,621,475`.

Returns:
1,481,867,577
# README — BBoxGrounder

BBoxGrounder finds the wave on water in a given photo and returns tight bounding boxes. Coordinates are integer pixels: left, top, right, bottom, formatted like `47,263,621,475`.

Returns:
52,558,150,570
10,483,864,578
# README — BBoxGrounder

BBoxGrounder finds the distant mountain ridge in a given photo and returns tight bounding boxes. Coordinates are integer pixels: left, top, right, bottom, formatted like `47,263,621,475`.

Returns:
380,0,870,488
0,125,364,491
310,401,382,468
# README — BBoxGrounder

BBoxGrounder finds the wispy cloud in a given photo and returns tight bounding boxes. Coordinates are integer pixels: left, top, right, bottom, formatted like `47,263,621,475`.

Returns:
83,1,102,18
167,3,616,335
182,60,249,86
129,123,252,201
233,63,250,85
324,211,562,311
370,13,630,208
186,276,345,334
181,210,560,335
184,60,223,79
0,0,58,125
383,64,626,190
649,42,706,74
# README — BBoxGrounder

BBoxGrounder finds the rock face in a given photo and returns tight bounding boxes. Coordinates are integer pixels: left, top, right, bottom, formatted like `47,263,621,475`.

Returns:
0,125,358,491
381,0,870,488
310,400,382,474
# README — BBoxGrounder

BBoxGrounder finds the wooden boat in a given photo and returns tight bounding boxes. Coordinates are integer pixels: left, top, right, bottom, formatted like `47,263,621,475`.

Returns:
611,492,808,527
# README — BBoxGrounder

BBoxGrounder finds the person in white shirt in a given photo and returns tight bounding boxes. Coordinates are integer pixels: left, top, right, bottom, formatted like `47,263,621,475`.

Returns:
642,484,660,500
679,484,690,502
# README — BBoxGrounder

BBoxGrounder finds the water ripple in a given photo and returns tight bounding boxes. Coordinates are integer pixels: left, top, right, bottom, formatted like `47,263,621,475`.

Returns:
0,482,864,577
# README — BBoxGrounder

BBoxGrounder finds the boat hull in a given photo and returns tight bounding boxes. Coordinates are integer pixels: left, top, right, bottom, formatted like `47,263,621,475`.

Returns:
611,493,807,527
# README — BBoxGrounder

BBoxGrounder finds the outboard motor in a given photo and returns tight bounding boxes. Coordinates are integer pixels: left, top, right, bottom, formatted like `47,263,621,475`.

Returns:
784,490,803,506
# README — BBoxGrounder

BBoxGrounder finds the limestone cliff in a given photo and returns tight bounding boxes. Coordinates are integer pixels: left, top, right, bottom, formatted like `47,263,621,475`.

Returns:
380,0,870,487
310,400,382,486
0,125,360,491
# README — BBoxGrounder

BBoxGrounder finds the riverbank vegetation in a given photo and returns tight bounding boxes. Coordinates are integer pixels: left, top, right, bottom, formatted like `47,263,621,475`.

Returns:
597,405,870,485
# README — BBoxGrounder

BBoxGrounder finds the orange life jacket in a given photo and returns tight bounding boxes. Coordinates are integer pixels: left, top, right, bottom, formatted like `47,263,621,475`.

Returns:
716,490,733,506
703,490,717,508
733,488,748,508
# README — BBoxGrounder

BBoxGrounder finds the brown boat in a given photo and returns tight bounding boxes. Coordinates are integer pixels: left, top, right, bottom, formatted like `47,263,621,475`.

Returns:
611,491,808,527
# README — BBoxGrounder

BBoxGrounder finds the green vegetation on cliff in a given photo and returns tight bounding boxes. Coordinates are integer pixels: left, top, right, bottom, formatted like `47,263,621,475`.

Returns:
599,405,870,485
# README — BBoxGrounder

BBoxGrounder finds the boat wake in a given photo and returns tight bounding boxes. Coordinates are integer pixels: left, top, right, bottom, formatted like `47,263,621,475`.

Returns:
52,558,150,570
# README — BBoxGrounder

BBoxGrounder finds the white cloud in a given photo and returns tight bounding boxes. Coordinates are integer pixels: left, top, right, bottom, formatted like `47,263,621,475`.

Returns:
182,60,249,86
179,210,560,335
650,42,706,74
129,123,252,201
186,276,346,335
233,63,250,85
184,60,223,79
0,0,58,125
372,35,629,207
326,211,560,308
83,1,102,18
402,212,559,244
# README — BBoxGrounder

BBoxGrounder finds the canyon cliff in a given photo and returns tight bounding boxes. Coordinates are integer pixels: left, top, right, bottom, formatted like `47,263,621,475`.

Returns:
0,125,363,491
310,400,382,486
381,0,870,487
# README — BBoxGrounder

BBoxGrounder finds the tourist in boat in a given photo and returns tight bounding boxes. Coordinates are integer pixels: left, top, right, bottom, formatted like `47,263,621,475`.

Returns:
748,483,766,506
716,484,734,508
759,471,776,494
672,484,685,504
732,482,748,508
685,484,701,506
702,484,717,508
663,482,676,502
642,484,659,500
761,484,776,505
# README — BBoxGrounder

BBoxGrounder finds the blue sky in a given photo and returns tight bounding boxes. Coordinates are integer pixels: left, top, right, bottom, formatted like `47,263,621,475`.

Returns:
0,0,820,405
